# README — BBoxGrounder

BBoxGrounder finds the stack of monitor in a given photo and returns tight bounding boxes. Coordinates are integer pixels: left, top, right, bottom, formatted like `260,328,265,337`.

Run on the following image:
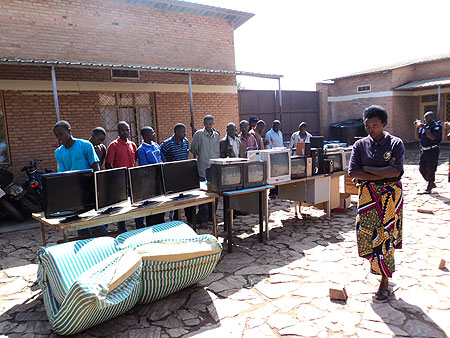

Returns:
41,159,201,219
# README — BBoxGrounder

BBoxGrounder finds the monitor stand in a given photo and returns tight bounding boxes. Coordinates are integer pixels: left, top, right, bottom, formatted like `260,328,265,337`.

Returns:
100,206,123,215
134,200,157,207
172,193,195,201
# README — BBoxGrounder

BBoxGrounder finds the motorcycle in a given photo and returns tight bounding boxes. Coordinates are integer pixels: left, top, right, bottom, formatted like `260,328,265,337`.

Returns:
21,159,49,211
0,166,26,222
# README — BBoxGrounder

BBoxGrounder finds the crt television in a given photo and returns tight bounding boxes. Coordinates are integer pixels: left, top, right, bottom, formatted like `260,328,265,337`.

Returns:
94,167,128,212
248,149,291,184
291,155,307,179
41,169,95,218
243,161,266,189
162,159,200,198
128,163,164,205
325,150,351,172
206,162,243,192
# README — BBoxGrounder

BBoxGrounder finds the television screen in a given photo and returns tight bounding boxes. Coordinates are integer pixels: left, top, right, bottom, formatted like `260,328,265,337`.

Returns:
95,167,128,210
129,164,164,204
42,169,94,218
247,163,264,183
221,166,242,185
291,156,306,177
163,159,200,195
269,152,289,177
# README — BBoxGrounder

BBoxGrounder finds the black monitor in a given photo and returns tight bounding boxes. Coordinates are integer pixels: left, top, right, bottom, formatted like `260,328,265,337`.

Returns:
94,167,128,213
129,163,164,205
41,169,95,218
325,153,343,171
162,159,200,199
291,155,307,179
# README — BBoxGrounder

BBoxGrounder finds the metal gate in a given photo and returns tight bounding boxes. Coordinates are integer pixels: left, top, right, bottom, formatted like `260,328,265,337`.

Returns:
238,90,320,141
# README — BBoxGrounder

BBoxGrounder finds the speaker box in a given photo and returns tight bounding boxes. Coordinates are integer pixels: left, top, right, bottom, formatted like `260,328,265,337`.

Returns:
311,148,324,175
306,157,313,176
323,158,334,174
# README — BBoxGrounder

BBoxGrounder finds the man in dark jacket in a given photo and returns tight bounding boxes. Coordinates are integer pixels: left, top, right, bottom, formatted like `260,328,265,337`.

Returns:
220,122,244,158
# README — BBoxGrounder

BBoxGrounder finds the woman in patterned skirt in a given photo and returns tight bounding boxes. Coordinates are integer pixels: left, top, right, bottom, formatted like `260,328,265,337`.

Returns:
348,105,405,301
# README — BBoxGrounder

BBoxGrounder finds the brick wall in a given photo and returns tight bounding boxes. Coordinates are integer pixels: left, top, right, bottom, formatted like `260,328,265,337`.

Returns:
155,92,239,142
1,0,236,70
0,65,237,86
392,96,420,142
4,91,100,178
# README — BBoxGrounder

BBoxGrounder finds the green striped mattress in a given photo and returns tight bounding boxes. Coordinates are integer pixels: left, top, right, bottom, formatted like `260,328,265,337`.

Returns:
37,221,222,335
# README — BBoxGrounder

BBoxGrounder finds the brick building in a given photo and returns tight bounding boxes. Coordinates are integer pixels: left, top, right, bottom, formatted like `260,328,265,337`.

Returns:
316,53,450,143
0,0,280,178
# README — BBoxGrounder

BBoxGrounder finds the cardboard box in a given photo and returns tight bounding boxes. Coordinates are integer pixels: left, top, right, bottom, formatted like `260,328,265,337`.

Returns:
339,193,351,210
344,174,358,195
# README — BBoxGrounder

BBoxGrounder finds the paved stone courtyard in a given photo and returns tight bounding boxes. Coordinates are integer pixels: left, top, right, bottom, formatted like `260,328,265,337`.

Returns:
1,146,449,338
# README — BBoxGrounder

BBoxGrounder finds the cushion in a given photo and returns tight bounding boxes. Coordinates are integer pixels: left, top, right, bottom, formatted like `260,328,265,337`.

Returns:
37,237,118,305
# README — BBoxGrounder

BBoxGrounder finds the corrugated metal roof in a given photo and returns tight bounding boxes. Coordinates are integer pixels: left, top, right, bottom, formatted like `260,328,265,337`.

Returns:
394,76,450,90
114,0,254,29
329,52,450,81
0,57,282,79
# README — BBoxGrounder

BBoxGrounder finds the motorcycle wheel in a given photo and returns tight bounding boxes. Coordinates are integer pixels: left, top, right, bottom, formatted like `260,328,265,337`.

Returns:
19,195,43,213
0,198,26,222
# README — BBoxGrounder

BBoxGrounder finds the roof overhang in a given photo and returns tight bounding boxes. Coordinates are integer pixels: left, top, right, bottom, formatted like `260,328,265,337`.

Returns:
112,0,254,29
394,76,450,90
0,57,282,80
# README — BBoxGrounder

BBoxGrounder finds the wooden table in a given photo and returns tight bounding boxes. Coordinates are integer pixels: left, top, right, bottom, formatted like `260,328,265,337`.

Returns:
274,171,346,218
220,185,273,253
33,189,219,246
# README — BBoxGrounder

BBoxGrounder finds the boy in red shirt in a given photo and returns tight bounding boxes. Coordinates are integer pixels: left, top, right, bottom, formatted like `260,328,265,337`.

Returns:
105,121,138,232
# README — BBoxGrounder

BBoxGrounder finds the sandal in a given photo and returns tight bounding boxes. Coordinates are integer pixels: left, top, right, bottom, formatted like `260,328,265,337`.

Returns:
374,287,390,302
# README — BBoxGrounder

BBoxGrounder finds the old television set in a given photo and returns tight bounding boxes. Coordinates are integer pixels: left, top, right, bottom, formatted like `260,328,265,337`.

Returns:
343,147,352,171
129,163,164,206
162,159,200,199
291,155,307,179
243,161,267,188
41,169,95,218
94,167,128,213
247,149,291,184
325,152,345,172
206,162,244,192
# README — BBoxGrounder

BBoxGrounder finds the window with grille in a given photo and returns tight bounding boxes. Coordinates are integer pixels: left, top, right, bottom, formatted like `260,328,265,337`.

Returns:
357,84,371,93
0,92,10,164
421,94,438,102
99,93,155,147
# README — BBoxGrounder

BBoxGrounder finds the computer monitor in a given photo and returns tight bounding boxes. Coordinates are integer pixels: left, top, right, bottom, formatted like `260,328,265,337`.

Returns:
162,159,200,198
291,155,307,179
41,169,95,218
247,149,291,184
129,163,164,205
243,161,266,188
94,167,128,213
325,152,344,171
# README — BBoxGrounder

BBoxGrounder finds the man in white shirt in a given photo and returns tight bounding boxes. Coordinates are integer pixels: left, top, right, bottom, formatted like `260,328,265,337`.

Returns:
265,120,284,149
289,122,312,149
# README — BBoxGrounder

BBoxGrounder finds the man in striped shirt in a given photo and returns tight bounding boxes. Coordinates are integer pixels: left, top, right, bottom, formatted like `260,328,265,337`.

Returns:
161,123,190,162
160,123,194,223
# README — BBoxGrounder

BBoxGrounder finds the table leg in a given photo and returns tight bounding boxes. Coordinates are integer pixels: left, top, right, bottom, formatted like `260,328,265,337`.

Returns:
326,201,331,218
294,202,298,217
224,196,232,253
258,191,264,243
191,207,197,232
40,222,46,246
265,189,270,240
63,231,68,243
212,198,217,238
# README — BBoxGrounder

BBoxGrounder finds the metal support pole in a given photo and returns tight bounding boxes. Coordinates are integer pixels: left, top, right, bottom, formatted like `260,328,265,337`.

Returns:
51,66,60,121
188,73,195,136
278,78,283,123
437,85,441,120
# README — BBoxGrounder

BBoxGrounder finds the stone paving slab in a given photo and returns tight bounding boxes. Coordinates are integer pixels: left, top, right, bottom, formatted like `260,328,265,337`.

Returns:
0,147,449,337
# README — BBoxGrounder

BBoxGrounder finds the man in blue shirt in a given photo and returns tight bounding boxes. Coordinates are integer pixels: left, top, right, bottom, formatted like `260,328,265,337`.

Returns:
136,126,164,165
54,121,100,172
265,120,284,149
416,111,442,193
160,123,194,224
53,120,106,235
136,126,165,227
